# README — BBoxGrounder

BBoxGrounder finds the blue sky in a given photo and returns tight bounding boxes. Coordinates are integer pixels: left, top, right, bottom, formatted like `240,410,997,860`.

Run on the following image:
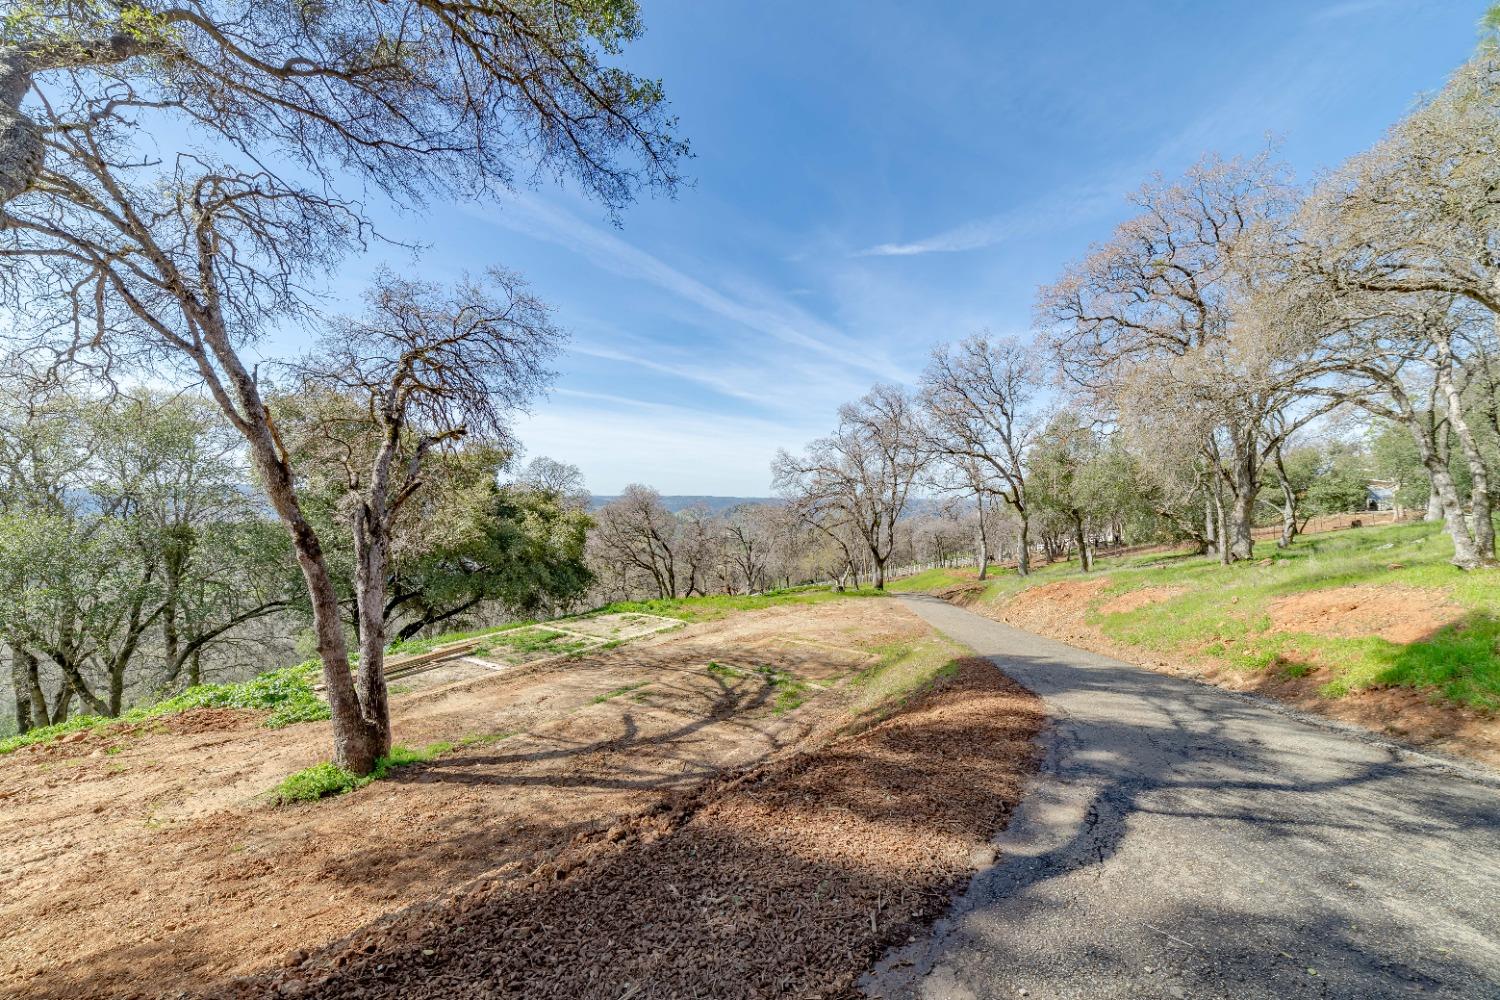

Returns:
339,0,1485,496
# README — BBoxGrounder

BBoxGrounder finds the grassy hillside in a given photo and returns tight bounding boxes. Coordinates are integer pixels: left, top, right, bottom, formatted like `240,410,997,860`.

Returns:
893,521,1500,711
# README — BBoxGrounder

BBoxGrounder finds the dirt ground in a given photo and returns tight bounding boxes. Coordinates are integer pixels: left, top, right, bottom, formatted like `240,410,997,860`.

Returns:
226,657,1045,1000
1267,585,1465,644
0,598,983,1000
980,581,1500,768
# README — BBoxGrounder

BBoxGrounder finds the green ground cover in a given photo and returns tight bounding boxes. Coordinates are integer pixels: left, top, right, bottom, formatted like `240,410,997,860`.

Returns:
890,522,1500,710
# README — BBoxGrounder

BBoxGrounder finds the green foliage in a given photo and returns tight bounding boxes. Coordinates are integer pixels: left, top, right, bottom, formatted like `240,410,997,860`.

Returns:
591,681,650,703
0,660,328,755
937,520,1500,711
144,661,328,727
272,761,361,803
475,626,595,657
271,739,462,804
845,637,967,720
0,713,111,755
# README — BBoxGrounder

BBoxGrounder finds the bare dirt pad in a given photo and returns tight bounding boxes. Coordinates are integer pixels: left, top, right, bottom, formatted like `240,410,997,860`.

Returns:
0,599,930,1000
223,658,1045,1000
1098,585,1186,616
1267,585,1465,644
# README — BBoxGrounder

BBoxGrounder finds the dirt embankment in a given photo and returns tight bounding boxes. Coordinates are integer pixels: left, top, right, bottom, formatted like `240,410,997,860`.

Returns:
225,657,1045,1000
973,581,1499,768
1,598,1045,1000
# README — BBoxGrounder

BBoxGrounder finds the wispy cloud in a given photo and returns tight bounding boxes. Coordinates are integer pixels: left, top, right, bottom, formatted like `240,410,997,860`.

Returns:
468,195,905,383
1309,0,1408,23
858,182,1122,257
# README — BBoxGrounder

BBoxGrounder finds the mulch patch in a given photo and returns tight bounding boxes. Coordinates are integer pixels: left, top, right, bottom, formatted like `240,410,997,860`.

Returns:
222,658,1045,1000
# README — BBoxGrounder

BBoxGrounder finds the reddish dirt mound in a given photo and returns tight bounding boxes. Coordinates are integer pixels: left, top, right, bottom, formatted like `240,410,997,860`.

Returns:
1098,586,1187,615
1002,577,1112,638
1268,586,1465,644
224,658,1046,1000
935,581,989,607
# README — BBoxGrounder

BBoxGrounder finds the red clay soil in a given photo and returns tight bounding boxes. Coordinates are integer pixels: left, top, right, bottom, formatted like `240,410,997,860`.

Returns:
964,585,1500,768
1267,586,1465,644
1097,585,1187,616
0,600,936,1000
220,658,1045,1000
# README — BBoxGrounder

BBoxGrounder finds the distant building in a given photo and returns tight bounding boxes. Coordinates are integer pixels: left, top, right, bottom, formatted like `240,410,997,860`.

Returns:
1366,480,1397,512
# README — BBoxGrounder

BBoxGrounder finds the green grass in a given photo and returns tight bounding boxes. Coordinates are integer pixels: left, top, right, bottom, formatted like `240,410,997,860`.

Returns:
885,567,985,593
592,681,651,703
271,731,513,804
845,637,966,719
474,626,596,658
698,660,809,713
589,585,884,623
902,521,1500,711
0,660,329,756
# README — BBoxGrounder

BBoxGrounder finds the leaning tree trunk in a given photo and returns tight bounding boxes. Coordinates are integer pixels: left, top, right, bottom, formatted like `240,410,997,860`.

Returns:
1408,418,1482,570
1436,355,1497,564
975,517,989,581
1279,491,1297,548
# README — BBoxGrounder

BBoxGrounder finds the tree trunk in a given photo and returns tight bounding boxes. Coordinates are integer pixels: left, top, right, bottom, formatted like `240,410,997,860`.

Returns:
187,314,384,774
1212,486,1231,566
1073,514,1090,572
1425,490,1443,522
1277,480,1297,548
1436,350,1497,564
1016,510,1031,577
11,649,33,733
352,511,393,774
975,518,989,581
1227,452,1257,562
1408,418,1482,570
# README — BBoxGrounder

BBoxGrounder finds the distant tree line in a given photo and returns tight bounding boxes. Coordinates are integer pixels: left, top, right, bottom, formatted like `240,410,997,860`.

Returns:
774,41,1500,580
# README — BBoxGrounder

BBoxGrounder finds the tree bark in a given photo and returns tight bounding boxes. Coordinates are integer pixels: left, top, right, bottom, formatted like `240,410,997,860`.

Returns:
1015,509,1031,577
1435,345,1497,564
1073,513,1090,572
1227,449,1258,562
1408,417,1482,569
10,650,33,734
975,510,989,581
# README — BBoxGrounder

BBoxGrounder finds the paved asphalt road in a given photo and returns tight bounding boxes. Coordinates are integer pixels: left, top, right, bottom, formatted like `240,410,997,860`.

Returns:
867,595,1500,1000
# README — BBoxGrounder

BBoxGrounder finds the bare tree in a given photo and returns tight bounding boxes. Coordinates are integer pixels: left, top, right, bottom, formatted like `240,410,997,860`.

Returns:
0,2,683,772
723,504,778,595
1298,53,1500,566
773,385,927,590
1039,152,1338,561
919,335,1041,575
591,485,680,600
283,269,562,765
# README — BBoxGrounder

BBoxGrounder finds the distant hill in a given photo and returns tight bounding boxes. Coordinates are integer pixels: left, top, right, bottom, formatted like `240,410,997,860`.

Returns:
589,495,776,514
